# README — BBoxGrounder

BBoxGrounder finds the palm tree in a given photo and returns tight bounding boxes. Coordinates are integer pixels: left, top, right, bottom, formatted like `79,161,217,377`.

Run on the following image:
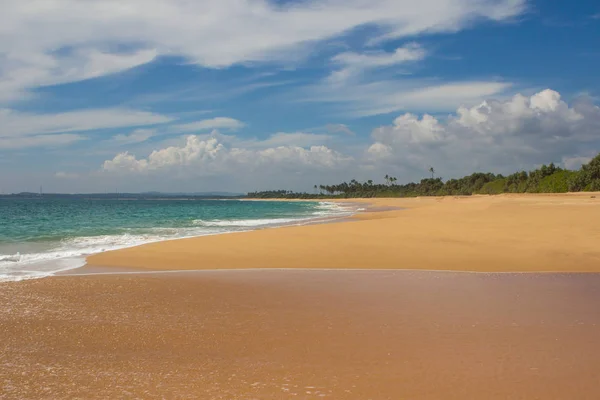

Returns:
314,184,318,194
384,174,390,186
429,167,435,179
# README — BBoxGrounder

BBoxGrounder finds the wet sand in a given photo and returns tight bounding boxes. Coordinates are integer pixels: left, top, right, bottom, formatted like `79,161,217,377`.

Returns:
2,270,600,399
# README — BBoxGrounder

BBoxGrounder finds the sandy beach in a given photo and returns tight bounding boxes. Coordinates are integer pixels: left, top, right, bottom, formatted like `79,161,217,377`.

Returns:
88,193,600,272
3,194,600,399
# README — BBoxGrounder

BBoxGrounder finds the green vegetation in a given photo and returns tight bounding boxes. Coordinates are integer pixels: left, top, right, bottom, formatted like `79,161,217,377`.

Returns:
248,153,600,199
479,179,507,195
536,170,576,193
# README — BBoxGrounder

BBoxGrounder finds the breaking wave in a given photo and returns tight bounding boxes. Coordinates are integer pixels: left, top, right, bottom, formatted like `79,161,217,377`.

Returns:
0,201,359,282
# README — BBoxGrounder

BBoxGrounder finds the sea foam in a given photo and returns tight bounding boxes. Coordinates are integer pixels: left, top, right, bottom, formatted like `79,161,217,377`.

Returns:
0,201,358,282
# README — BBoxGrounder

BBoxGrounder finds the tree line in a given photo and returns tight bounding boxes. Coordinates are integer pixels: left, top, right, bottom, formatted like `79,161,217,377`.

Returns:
247,152,600,199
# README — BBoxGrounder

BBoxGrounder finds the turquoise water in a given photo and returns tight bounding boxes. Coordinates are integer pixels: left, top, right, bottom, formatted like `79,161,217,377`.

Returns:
0,199,356,281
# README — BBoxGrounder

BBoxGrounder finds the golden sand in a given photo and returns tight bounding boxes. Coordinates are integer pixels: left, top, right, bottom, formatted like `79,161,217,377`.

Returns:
88,193,600,272
3,270,600,399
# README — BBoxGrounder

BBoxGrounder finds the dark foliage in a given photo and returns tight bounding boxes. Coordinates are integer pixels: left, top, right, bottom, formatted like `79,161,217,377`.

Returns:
248,153,600,199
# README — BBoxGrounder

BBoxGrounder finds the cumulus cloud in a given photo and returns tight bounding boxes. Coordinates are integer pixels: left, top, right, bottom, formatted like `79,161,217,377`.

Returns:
16,87,594,193
98,89,600,189
366,89,600,177
102,134,352,178
372,113,446,144
0,0,526,102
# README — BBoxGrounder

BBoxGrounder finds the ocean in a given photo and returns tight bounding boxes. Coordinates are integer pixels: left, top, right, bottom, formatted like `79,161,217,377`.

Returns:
0,198,357,282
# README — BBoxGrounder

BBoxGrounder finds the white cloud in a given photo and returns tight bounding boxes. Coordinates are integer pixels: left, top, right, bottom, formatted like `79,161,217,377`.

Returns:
25,88,600,192
0,134,84,150
73,49,158,80
366,89,600,176
170,117,245,133
0,49,158,102
368,0,526,45
373,113,446,144
454,89,583,136
299,32,512,116
0,0,526,102
326,124,355,136
112,129,156,144
0,108,173,138
328,43,426,83
102,134,351,177
333,43,426,69
306,79,513,116
240,132,334,149
366,142,393,160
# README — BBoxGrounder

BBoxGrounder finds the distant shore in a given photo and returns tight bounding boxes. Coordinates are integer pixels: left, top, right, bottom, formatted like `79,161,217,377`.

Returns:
87,192,600,273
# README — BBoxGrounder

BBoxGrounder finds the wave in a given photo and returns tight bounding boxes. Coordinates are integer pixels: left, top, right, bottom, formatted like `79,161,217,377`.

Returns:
193,217,311,227
0,253,22,263
0,230,220,282
193,202,356,227
312,202,358,216
0,201,360,282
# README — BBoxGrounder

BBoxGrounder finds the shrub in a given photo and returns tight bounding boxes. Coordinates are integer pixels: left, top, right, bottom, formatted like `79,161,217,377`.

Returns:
587,180,600,192
537,171,577,193
479,179,506,194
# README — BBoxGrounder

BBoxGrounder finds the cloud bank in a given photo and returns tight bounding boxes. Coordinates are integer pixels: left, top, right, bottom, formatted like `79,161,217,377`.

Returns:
366,89,600,176
102,134,352,187
99,89,600,190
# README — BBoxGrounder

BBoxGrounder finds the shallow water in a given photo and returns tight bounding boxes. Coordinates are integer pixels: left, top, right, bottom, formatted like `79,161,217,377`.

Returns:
0,198,356,281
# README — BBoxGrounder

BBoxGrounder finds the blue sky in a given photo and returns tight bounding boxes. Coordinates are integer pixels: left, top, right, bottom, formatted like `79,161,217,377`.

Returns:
1,0,599,193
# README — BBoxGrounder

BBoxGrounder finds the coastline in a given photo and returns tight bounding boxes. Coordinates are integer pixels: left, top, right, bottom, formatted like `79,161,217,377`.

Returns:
86,193,600,273
4,193,600,399
0,199,356,282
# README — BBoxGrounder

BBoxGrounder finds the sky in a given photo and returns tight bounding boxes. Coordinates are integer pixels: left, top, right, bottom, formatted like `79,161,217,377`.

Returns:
1,0,599,194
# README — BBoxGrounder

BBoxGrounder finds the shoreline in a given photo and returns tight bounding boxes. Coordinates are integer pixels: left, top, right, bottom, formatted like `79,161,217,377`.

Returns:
85,193,600,274
0,199,359,283
74,199,373,275
62,267,600,278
